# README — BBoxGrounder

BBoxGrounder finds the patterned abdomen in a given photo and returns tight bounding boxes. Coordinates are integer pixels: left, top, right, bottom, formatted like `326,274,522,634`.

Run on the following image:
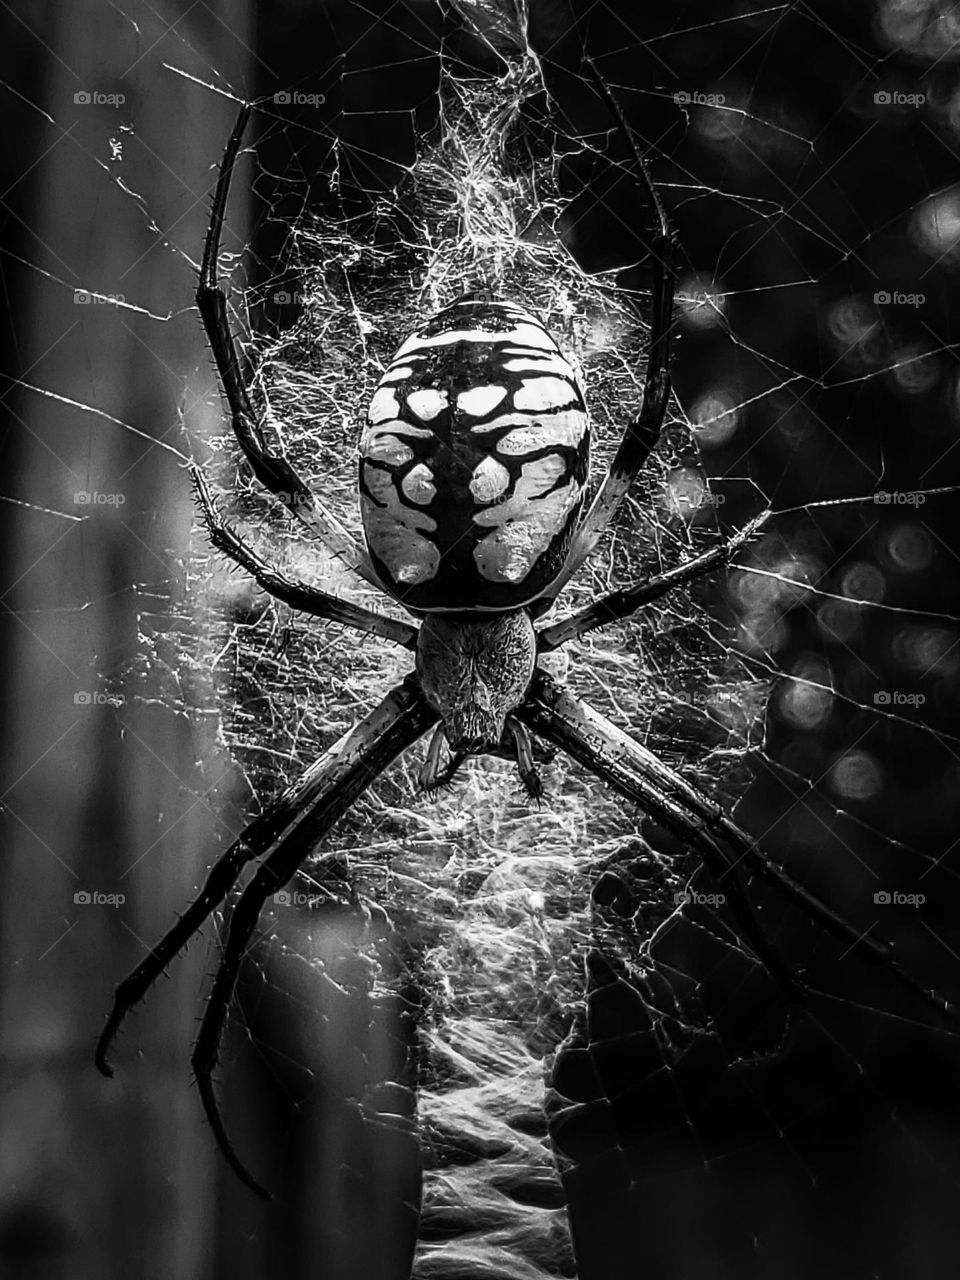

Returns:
359,299,589,612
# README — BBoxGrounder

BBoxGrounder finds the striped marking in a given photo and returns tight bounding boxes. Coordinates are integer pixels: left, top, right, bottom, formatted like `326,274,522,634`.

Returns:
401,463,437,506
501,352,576,377
457,385,508,417
364,434,415,466
392,321,557,357
490,416,587,455
379,365,415,384
362,463,439,586
368,387,403,424
407,388,449,420
359,298,589,609
469,456,511,503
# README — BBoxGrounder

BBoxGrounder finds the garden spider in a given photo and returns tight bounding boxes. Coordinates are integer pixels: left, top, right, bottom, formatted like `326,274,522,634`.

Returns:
95,84,952,1201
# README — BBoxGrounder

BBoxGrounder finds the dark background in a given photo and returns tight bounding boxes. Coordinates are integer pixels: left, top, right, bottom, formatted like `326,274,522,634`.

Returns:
2,1,960,1278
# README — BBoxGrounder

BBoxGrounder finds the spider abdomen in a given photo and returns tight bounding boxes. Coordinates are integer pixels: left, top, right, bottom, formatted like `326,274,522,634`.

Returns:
359,298,589,612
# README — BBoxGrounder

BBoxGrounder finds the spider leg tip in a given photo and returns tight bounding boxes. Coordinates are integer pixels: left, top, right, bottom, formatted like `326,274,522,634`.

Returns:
94,1042,115,1078
94,1018,120,1077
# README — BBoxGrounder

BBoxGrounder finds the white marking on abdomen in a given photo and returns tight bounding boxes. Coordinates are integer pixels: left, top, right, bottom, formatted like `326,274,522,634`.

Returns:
392,321,555,356
368,387,403,424
473,455,567,527
469,456,511,503
361,419,434,468
472,456,581,584
495,414,587,455
502,353,576,378
362,434,416,466
514,376,581,412
401,463,437,506
379,365,415,383
512,323,556,350
362,466,439,586
406,388,449,421
457,385,508,418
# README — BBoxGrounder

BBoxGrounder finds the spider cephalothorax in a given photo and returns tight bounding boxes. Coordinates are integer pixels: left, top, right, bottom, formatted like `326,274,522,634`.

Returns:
415,609,538,788
95,85,954,1203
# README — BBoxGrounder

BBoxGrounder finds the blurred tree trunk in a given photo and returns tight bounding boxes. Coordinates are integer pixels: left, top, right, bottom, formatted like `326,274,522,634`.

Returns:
0,3,251,1277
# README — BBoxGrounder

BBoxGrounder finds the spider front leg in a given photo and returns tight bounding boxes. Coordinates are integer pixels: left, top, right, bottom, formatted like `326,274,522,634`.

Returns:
418,721,547,801
506,716,544,803
540,62,677,606
192,467,417,650
97,677,438,1197
418,725,467,792
196,102,378,587
539,510,772,652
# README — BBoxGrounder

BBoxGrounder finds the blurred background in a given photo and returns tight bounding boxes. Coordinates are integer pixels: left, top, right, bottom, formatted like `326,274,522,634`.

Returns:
2,1,960,1278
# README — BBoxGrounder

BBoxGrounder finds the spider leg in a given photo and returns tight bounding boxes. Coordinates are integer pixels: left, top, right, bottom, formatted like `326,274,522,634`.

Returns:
519,678,800,1000
193,468,417,650
418,725,467,792
190,679,437,1199
196,102,378,587
538,61,677,607
95,677,437,1081
538,510,771,652
506,715,544,803
95,802,286,1078
517,671,958,1025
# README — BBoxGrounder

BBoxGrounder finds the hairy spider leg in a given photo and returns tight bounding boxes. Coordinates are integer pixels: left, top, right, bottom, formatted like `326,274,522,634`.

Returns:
519,672,959,1028
519,674,802,1001
538,61,677,609
506,716,544,803
96,801,295,1078
193,468,418,649
538,510,773,652
96,681,436,1124
190,678,438,1198
196,102,379,587
417,725,469,792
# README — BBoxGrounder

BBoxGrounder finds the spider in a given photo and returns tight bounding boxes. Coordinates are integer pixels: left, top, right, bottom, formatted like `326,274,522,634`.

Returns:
95,84,952,1200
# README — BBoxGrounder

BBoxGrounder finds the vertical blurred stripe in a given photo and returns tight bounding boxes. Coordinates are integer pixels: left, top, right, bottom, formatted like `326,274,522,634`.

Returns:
0,3,251,1276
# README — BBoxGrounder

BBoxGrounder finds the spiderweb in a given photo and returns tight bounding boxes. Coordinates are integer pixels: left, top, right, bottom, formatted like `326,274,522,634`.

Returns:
13,1,960,1277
